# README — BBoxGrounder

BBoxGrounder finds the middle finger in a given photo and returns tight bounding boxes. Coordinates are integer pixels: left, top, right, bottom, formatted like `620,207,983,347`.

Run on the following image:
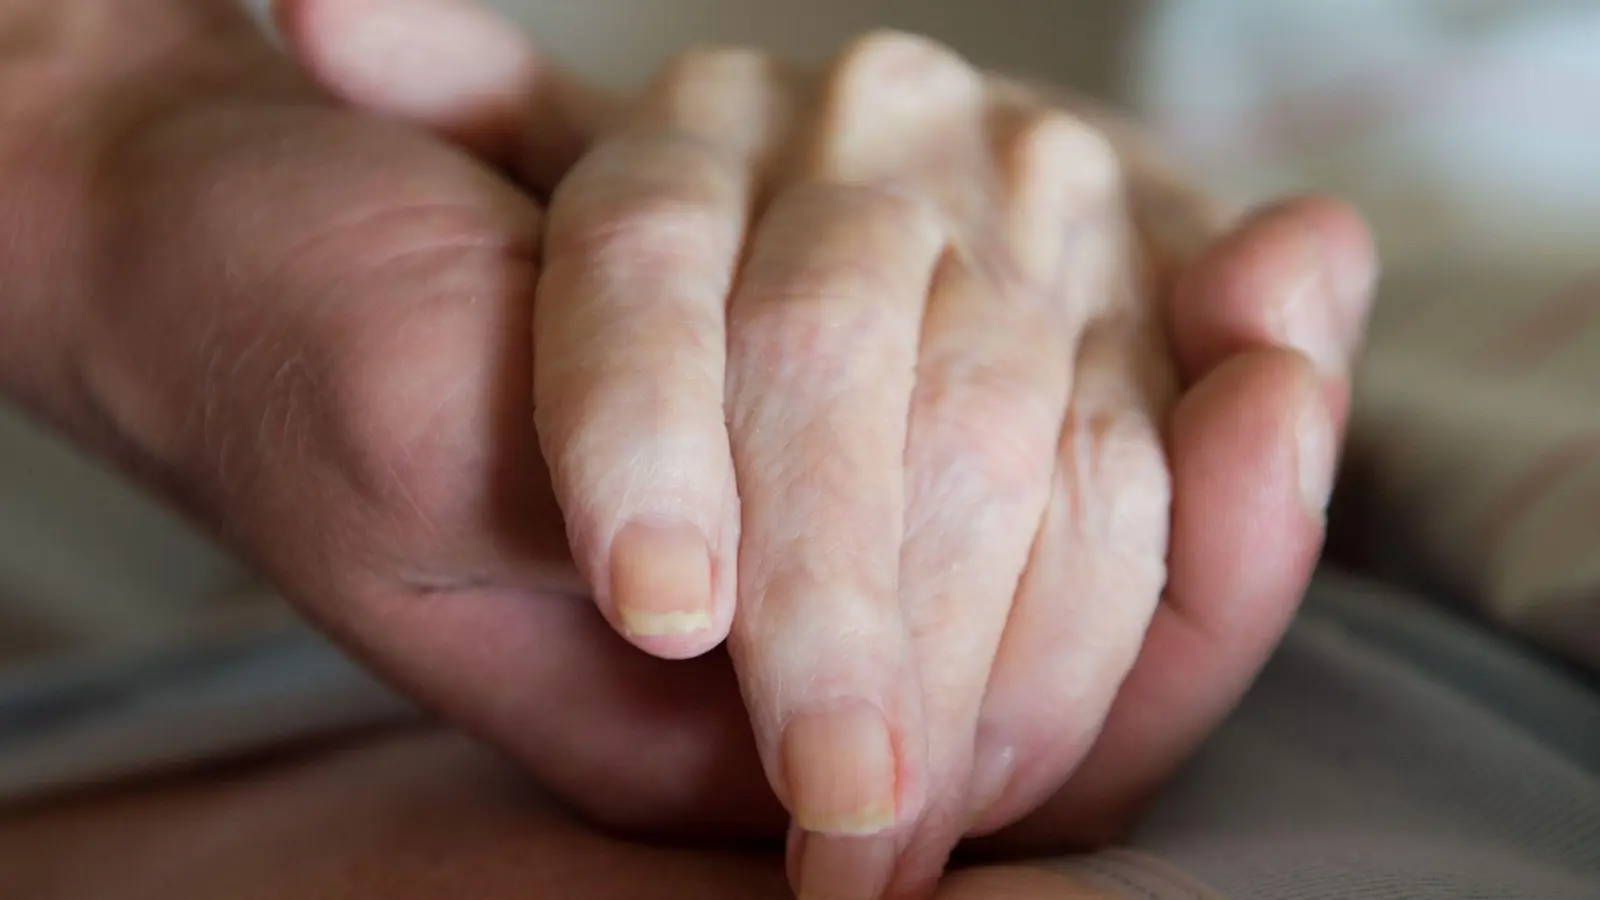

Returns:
723,32,972,898
891,106,1126,891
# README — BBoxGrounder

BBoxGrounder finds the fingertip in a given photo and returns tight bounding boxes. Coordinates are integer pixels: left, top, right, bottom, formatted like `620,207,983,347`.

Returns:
778,709,907,898
792,829,899,900
781,701,901,837
607,519,728,659
275,0,540,163
1171,194,1376,384
1296,195,1379,322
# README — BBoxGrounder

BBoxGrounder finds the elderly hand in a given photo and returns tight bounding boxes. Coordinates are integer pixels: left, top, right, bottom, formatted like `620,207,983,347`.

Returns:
278,2,1375,896
0,0,1370,897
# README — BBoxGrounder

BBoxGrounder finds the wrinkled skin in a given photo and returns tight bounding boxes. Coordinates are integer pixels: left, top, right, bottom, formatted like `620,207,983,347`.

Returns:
277,3,1374,895
0,1,1373,898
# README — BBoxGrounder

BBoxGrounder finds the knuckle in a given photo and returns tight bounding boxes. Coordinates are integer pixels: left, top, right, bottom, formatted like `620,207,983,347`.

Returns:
732,185,937,383
1062,403,1171,562
823,30,979,121
848,181,942,235
758,567,898,642
745,182,942,291
833,30,969,90
1006,111,1120,209
326,301,511,524
913,362,1059,503
539,342,722,451
644,46,789,149
550,173,730,273
733,282,906,392
790,181,941,247
249,202,544,541
725,182,942,431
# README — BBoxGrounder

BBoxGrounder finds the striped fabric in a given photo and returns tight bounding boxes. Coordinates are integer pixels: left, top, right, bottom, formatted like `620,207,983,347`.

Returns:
1134,0,1600,673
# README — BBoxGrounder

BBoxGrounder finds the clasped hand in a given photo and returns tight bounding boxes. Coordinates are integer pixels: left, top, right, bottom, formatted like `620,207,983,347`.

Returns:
0,1,1373,897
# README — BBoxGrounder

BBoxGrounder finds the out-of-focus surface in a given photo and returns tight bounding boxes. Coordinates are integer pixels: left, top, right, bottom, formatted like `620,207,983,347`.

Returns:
0,407,252,658
1135,0,1600,670
477,0,1142,95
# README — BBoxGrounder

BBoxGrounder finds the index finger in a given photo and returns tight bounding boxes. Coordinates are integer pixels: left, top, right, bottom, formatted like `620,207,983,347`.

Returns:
726,32,980,855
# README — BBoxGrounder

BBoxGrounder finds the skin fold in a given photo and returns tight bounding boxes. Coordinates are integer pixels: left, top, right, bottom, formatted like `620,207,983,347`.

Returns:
0,0,1374,897
277,4,1374,896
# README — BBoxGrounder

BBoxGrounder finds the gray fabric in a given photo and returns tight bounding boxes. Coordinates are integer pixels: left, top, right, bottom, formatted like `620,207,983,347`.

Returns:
1100,573,1600,899
2,571,1597,899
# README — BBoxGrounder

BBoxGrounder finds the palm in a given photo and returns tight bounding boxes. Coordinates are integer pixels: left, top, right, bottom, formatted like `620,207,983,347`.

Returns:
86,12,1371,868
93,95,788,831
99,98,1184,844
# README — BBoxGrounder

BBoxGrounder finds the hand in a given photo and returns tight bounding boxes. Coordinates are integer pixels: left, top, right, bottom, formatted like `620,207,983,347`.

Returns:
528,39,1192,900
280,2,1376,898
0,4,1371,900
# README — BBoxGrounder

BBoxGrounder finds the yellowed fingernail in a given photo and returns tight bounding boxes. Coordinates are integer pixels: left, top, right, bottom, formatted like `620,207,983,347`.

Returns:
1295,378,1336,519
618,609,714,636
610,519,714,637
782,702,898,836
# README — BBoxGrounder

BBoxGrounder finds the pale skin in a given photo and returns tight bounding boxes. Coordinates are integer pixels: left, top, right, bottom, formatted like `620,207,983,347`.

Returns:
0,0,1372,897
274,2,1374,897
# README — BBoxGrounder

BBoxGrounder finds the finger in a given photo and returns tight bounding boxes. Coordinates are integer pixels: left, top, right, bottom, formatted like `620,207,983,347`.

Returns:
723,32,964,892
533,50,788,659
1171,196,1377,409
885,112,1122,893
981,347,1329,850
273,0,617,193
987,79,1226,281
965,303,1177,838
981,203,1370,846
999,205,1367,836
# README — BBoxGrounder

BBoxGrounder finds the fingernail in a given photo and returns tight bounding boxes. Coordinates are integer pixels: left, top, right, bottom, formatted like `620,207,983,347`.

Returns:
794,831,897,900
1313,219,1377,329
610,519,714,637
964,740,1018,834
1295,378,1336,519
1271,242,1345,379
1303,216,1377,363
782,701,898,836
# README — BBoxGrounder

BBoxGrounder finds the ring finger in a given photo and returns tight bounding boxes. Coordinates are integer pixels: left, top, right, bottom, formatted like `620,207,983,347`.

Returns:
888,108,1131,893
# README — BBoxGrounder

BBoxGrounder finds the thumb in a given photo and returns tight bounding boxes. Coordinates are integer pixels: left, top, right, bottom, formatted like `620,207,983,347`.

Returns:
272,0,620,195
